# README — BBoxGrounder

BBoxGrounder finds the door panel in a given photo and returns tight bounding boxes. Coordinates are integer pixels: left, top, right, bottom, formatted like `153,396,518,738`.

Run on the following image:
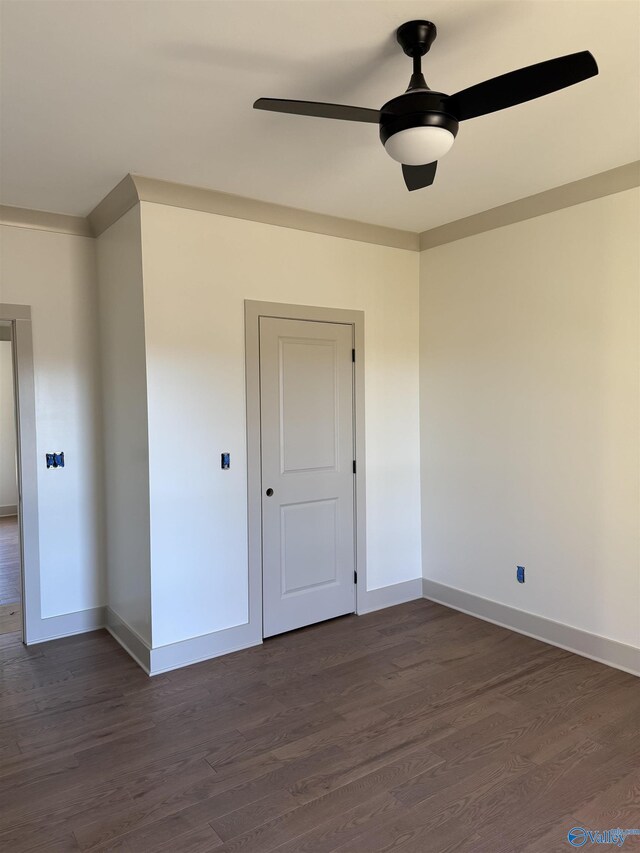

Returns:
281,499,338,595
280,338,338,474
260,317,355,638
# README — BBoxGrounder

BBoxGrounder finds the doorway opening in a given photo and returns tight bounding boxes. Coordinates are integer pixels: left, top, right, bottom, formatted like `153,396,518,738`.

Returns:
0,321,21,636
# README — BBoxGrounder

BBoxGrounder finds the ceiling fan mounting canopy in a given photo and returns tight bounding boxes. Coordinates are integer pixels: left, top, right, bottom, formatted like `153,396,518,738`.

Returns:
396,20,438,58
253,18,598,191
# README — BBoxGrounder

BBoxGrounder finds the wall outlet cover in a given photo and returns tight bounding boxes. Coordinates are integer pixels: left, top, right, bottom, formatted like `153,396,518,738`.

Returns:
46,452,64,469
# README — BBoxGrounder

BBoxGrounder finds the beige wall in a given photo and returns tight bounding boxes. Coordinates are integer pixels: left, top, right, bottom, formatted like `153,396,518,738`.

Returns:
4,178,637,663
96,205,152,645
139,202,422,648
0,224,105,618
420,188,640,647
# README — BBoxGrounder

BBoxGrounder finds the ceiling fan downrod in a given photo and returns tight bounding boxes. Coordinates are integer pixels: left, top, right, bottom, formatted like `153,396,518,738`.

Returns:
397,19,436,91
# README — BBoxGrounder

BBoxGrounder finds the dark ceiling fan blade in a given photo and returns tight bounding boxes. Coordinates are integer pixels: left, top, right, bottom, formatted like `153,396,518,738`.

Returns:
402,161,437,191
445,51,598,122
253,98,381,124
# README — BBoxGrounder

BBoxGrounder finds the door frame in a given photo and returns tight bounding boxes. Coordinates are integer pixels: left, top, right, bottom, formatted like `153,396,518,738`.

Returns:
0,303,40,644
245,300,367,638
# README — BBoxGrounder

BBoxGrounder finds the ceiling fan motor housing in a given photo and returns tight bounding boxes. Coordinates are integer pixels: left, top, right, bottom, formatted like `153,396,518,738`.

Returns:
379,91,459,165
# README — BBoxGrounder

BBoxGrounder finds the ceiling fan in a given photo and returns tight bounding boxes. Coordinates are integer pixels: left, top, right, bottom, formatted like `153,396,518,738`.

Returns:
254,20,598,191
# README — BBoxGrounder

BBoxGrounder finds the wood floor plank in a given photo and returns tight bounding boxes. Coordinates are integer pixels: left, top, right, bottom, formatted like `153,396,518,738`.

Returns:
28,834,81,853
211,744,444,853
459,740,640,853
153,824,223,853
265,791,406,853
515,815,583,853
0,517,21,612
87,815,223,853
0,781,135,852
0,601,21,634
208,788,300,841
73,746,344,850
333,753,534,852
572,766,640,825
271,708,389,762
70,756,220,851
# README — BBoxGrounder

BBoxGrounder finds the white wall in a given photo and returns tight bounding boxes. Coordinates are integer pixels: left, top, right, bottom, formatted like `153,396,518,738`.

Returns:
139,202,421,648
420,188,640,648
0,224,105,617
0,339,18,509
96,206,152,645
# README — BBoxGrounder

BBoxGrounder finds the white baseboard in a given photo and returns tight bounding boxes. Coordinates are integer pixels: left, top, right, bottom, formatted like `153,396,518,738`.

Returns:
108,578,424,676
106,609,261,675
25,579,636,682
0,568,422,671
149,622,262,676
106,607,151,674
0,504,17,517
422,578,640,678
26,605,106,644
358,578,423,615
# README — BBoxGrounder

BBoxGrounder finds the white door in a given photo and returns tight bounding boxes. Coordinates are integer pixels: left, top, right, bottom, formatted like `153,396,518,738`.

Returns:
260,317,356,638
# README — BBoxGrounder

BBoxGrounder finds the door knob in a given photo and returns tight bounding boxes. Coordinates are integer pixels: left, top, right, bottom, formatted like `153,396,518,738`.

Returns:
266,488,274,497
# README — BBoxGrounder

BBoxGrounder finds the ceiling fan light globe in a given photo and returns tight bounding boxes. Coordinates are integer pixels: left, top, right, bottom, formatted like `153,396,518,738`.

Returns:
384,125,455,165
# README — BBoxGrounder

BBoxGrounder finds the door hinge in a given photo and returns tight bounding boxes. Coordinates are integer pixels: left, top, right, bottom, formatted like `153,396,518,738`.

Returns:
352,460,356,474
354,570,358,584
352,348,355,363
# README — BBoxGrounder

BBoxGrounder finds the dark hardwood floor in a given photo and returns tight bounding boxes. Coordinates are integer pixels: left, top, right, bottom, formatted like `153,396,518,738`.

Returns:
1,599,639,852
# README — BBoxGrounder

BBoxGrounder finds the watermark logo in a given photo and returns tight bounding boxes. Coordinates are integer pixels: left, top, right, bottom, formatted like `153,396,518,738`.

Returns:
568,828,588,847
567,827,640,848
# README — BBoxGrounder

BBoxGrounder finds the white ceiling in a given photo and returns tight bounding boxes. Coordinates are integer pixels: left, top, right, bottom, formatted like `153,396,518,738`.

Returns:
1,0,639,232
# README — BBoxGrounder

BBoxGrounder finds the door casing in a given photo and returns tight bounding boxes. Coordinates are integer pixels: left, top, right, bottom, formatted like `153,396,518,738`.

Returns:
0,303,40,644
245,300,367,640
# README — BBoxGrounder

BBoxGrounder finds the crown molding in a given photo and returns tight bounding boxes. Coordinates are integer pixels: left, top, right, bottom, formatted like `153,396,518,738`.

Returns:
418,160,640,251
86,174,138,238
4,160,638,249
88,174,419,250
0,204,92,238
